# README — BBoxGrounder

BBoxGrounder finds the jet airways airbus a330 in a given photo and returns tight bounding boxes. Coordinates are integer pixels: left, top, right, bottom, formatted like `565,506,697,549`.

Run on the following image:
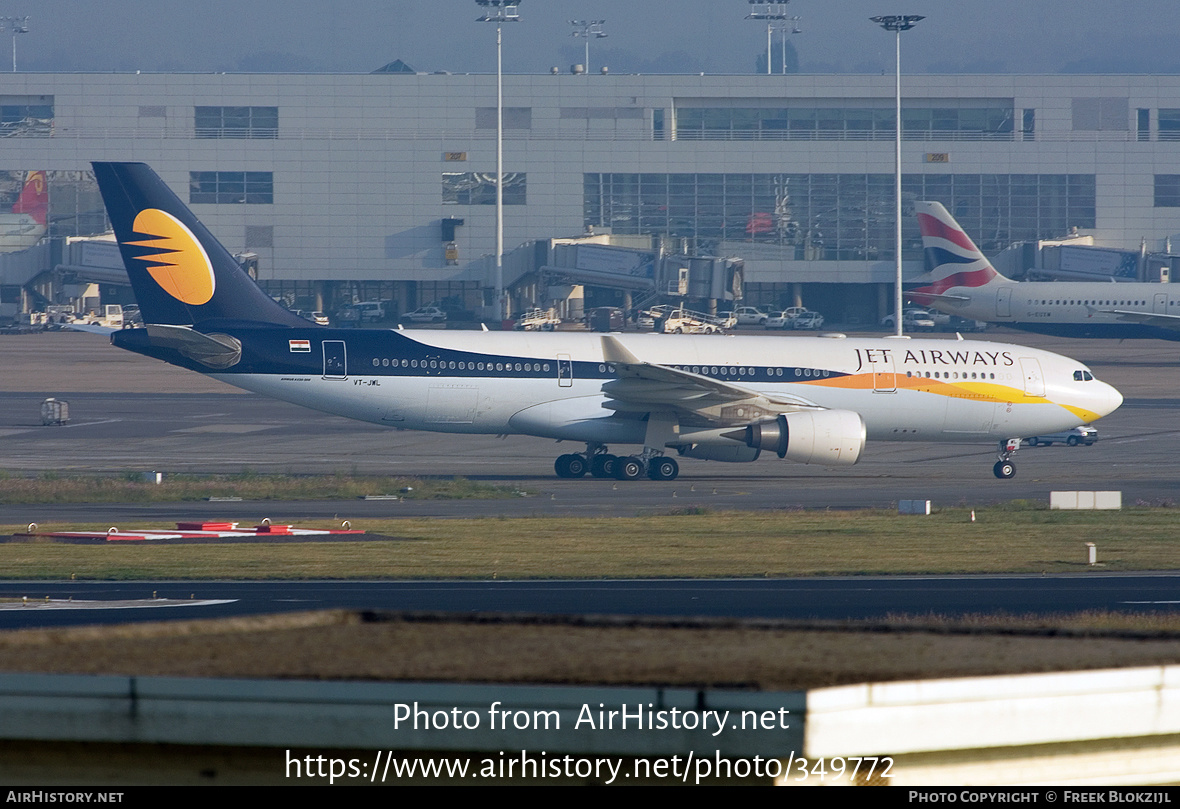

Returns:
92,162,1122,480
911,200,1180,340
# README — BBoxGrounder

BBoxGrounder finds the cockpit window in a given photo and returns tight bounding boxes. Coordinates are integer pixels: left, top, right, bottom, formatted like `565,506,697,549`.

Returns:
1073,370,1094,381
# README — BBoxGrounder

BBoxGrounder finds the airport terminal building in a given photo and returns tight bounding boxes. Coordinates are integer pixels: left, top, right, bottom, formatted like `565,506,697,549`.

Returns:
3,69,1180,323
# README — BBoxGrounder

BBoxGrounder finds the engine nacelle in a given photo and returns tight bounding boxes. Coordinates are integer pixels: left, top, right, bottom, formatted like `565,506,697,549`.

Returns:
735,410,866,466
676,442,761,463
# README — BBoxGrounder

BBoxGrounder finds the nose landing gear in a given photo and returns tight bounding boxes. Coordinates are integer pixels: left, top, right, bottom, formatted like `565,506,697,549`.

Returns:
993,438,1021,479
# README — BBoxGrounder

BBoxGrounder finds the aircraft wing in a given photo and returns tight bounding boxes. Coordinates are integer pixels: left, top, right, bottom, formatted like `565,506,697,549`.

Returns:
65,323,119,336
599,335,822,427
1089,307,1180,332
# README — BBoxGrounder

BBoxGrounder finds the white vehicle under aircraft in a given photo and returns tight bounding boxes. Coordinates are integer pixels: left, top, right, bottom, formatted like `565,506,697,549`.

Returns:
92,162,1122,482
911,200,1180,340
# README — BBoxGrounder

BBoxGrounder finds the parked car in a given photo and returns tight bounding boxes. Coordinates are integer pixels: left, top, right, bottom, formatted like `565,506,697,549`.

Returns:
403,305,447,324
768,307,820,330
353,301,387,322
791,311,825,330
1023,426,1098,447
292,310,329,326
881,308,936,331
765,310,793,330
733,306,769,327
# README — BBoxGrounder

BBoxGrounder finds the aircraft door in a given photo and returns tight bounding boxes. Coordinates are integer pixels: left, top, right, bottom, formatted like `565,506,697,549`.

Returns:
1155,293,1168,314
557,353,573,387
323,340,347,379
997,287,1012,318
871,352,896,392
1019,357,1045,397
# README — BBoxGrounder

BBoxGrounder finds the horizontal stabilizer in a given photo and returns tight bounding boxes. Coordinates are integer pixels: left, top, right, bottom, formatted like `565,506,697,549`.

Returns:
145,324,242,369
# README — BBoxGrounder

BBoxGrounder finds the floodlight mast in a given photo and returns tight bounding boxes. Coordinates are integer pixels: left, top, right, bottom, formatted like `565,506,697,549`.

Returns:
0,16,29,73
871,14,924,338
476,1,521,323
570,20,607,74
745,2,794,76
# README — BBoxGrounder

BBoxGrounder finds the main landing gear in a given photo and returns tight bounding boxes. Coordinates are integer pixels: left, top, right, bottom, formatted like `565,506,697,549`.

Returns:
993,438,1020,479
554,444,679,481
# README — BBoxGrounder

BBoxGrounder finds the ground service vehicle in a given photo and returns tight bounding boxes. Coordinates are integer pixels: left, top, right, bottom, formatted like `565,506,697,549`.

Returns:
1023,426,1098,447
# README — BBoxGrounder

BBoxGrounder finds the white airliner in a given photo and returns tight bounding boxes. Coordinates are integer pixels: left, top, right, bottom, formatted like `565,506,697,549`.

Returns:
92,162,1122,481
911,200,1180,340
0,170,48,252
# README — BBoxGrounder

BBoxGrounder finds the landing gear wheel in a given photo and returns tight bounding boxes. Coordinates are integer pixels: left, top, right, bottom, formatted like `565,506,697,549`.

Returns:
566,454,588,478
647,456,679,481
993,460,1016,479
590,454,617,478
555,454,588,478
614,456,645,481
1025,438,1038,447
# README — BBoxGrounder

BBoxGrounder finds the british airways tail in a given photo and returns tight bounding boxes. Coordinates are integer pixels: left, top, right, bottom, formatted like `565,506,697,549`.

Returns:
92,162,305,328
909,201,1012,304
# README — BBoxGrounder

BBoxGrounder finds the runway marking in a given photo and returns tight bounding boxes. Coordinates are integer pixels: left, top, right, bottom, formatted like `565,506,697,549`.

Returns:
0,598,237,610
1121,600,1180,605
0,419,124,437
171,424,275,434
1110,434,1180,445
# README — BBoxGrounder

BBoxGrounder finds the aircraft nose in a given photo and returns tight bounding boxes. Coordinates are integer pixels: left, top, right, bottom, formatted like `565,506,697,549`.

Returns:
1094,380,1123,419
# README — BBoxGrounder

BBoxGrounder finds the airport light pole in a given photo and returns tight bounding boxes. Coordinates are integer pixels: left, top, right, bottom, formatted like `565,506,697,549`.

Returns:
778,16,801,74
569,20,606,74
1,16,29,73
871,14,923,337
476,1,520,324
745,1,793,75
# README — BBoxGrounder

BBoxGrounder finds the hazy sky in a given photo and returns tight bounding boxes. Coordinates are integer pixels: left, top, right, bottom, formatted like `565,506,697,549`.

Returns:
17,1,1180,76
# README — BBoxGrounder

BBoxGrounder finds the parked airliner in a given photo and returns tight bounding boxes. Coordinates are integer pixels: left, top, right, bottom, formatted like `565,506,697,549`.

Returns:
911,200,1180,340
92,162,1122,481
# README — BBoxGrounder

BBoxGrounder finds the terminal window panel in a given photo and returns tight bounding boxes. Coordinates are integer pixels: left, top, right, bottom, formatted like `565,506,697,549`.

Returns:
194,106,278,138
442,172,526,205
1153,176,1180,207
189,172,274,204
0,96,53,137
1157,110,1180,141
672,105,1014,141
585,172,1095,260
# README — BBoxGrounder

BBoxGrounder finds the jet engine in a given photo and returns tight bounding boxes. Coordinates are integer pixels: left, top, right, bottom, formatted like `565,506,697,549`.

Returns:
727,410,866,466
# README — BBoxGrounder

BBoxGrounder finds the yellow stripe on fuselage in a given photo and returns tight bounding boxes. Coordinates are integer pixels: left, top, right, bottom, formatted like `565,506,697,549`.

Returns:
801,374,1102,423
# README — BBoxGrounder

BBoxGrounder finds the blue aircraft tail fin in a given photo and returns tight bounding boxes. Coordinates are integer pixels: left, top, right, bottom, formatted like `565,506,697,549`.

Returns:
92,162,304,327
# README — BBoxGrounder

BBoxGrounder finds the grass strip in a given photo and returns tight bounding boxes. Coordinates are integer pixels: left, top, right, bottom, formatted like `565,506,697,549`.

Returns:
0,472,518,503
0,507,1177,580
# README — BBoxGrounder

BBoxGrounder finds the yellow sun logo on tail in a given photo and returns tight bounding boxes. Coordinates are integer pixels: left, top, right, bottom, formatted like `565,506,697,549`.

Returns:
126,208,215,305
